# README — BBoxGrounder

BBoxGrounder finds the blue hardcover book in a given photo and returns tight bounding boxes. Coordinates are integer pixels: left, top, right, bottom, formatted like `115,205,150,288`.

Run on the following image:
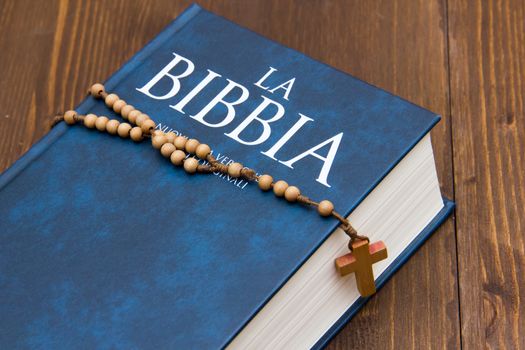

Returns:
0,4,454,349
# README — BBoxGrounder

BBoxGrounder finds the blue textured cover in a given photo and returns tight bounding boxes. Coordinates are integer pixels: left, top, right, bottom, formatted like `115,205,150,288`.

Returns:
0,4,453,349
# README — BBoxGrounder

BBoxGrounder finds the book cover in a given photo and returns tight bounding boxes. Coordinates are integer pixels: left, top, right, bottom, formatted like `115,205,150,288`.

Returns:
0,4,453,348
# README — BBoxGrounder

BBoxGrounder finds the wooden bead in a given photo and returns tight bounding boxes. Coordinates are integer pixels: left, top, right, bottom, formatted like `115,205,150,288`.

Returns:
90,83,105,98
151,129,164,137
95,116,109,131
273,180,289,197
170,150,186,166
130,126,143,141
113,99,126,113
141,119,156,134
135,113,149,126
228,162,243,177
128,110,141,124
105,93,119,107
196,144,211,159
117,122,132,138
106,119,120,134
284,186,301,202
174,136,188,150
160,143,176,158
258,174,273,191
83,114,97,128
64,110,77,125
185,139,200,154
318,200,334,216
183,157,199,174
152,135,168,149
121,104,134,119
165,132,176,143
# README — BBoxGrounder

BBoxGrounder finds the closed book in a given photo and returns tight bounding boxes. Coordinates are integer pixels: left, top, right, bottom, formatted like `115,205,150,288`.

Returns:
0,4,454,349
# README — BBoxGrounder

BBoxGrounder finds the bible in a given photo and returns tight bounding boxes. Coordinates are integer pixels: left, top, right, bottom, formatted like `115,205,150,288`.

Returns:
0,4,454,349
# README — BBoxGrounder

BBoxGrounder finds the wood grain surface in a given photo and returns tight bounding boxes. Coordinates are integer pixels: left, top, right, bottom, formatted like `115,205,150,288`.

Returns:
448,0,525,349
0,0,521,348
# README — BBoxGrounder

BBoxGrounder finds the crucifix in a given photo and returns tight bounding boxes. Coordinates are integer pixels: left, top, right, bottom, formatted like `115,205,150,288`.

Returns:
335,240,388,297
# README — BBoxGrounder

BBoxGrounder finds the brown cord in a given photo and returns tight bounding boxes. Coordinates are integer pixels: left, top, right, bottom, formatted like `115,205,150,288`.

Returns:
50,114,64,128
197,164,214,173
211,163,228,173
240,168,257,181
297,194,367,243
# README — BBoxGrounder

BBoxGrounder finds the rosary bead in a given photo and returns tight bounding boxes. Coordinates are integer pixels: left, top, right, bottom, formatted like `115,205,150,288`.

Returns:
165,132,176,143
106,119,120,134
285,186,301,202
151,129,164,137
135,113,149,126
141,119,156,134
128,110,141,124
196,144,211,159
170,150,186,166
185,138,200,154
117,122,132,138
95,116,109,131
318,200,334,216
228,162,243,177
83,114,97,128
273,180,289,197
90,83,105,98
183,157,199,174
258,174,273,191
104,93,119,107
63,110,77,125
113,99,126,113
121,104,134,119
152,135,168,149
130,127,143,141
160,143,176,158
174,136,188,150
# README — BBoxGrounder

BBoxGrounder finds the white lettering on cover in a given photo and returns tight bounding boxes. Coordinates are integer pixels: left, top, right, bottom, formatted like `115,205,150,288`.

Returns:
268,78,295,100
136,53,194,99
171,69,222,113
254,67,277,90
189,79,250,128
254,67,295,100
279,132,344,188
137,53,344,188
262,113,314,159
224,96,285,145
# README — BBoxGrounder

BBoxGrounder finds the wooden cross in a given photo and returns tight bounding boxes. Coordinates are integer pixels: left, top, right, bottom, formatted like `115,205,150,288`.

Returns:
335,240,388,297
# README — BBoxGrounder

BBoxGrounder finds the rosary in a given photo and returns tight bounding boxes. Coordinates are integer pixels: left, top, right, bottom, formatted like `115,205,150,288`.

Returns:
53,83,388,297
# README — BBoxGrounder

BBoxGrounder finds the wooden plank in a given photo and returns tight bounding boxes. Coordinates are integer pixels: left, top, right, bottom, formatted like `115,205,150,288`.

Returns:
448,0,525,348
303,1,459,348
0,1,460,348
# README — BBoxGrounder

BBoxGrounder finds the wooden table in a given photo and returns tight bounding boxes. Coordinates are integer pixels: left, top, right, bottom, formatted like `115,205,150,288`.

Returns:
0,1,523,348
